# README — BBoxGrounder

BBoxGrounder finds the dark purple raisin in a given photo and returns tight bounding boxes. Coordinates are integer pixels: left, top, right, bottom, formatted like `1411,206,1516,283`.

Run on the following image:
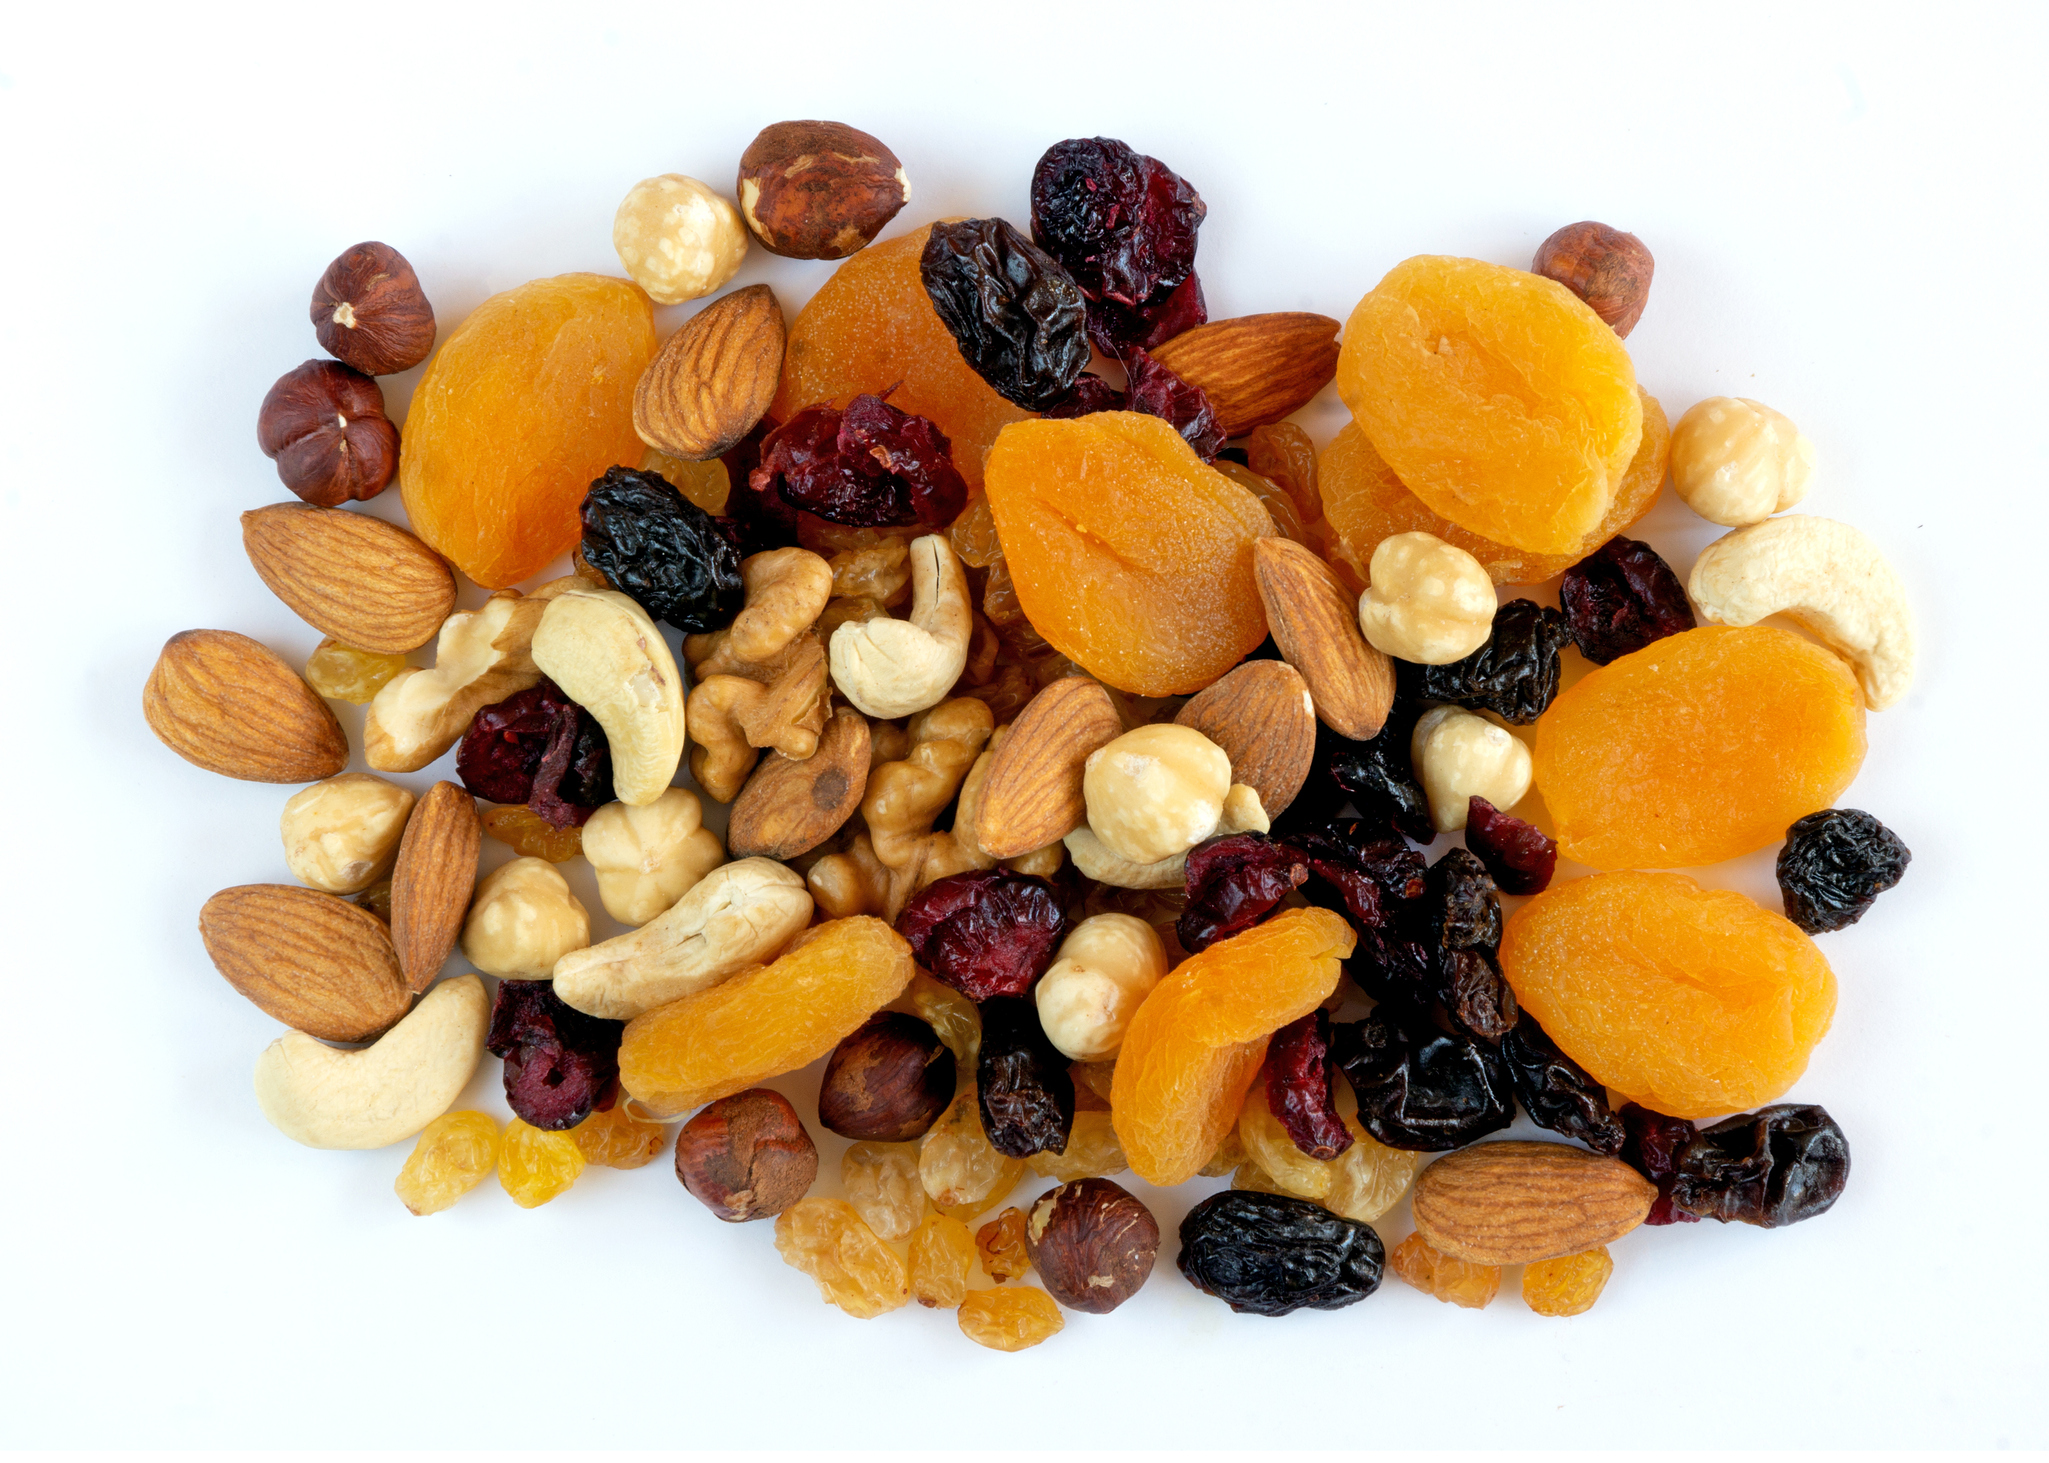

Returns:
920,218,1089,411
1501,1017,1625,1155
1177,1190,1383,1317
1123,347,1223,459
1176,833,1308,954
895,869,1070,1002
1278,715,1435,846
1465,796,1557,895
975,996,1075,1158
1029,138,1204,308
1776,809,1911,934
1409,600,1572,725
1283,821,1432,1003
1619,1103,1702,1226
1670,1104,1850,1228
456,679,612,827
1427,848,1501,952
1085,273,1208,358
1331,1011,1514,1152
1265,1011,1352,1160
1559,535,1696,665
749,395,966,529
1435,948,1519,1044
485,980,624,1131
579,466,744,633
1042,372,1127,418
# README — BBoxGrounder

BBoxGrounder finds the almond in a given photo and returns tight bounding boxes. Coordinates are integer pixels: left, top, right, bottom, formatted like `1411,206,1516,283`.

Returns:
729,707,872,860
634,283,786,460
977,678,1121,859
1410,1141,1657,1265
1174,660,1316,818
144,629,349,783
199,884,411,1041
389,781,481,993
1254,537,1395,740
1149,313,1341,438
241,503,455,654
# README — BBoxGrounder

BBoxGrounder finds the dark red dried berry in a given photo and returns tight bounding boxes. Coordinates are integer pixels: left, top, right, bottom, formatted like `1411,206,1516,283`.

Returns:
1085,272,1208,358
1502,1017,1624,1155
486,980,624,1131
976,995,1075,1158
455,680,612,828
1559,535,1696,666
1619,1102,1703,1226
895,869,1070,1001
1465,796,1557,895
920,218,1090,411
1266,1010,1352,1160
1177,833,1309,953
1124,347,1224,459
1029,138,1205,309
750,395,967,529
1042,371,1127,418
1284,821,1433,1001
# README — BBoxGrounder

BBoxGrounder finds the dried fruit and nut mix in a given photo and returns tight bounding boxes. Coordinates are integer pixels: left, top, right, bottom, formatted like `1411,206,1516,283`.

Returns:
148,121,1915,1347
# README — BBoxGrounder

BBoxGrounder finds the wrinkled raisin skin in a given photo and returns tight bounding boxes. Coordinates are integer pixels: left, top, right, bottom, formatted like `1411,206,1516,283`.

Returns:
1285,821,1431,1004
1029,138,1205,309
1465,796,1557,895
1619,1103,1702,1226
485,981,625,1132
1265,1011,1352,1160
976,996,1076,1159
1560,535,1695,666
1332,1012,1514,1152
1502,1017,1626,1156
750,395,968,529
896,870,1070,1002
1124,348,1223,460
579,466,744,633
1281,716,1434,846
1177,834,1309,954
1085,273,1208,359
1776,809,1911,934
1670,1104,1850,1228
1177,1190,1384,1317
920,218,1090,412
1408,600,1571,726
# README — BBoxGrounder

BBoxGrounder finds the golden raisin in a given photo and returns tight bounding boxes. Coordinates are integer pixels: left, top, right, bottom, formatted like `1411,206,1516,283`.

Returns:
394,1110,500,1216
1244,421,1324,526
570,1102,667,1169
304,637,407,705
773,1197,910,1319
918,1081,1026,1221
948,494,1004,568
908,1213,977,1309
1390,1231,1500,1309
957,1287,1064,1351
842,1141,929,1242
1024,1109,1127,1182
640,447,729,515
1237,1068,1333,1201
480,804,585,863
499,1116,586,1209
976,1207,1032,1283
1214,460,1310,546
1523,1246,1614,1317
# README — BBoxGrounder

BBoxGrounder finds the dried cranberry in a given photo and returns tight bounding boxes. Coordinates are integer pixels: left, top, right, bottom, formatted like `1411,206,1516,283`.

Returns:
579,466,745,632
1409,600,1572,725
1465,796,1557,895
456,679,613,826
1501,1017,1625,1155
1284,821,1432,1002
1332,1011,1514,1152
1266,1011,1352,1160
1085,273,1208,358
1176,833,1308,953
1619,1103,1702,1226
527,698,613,829
1124,348,1223,459
1029,137,1205,309
920,218,1090,411
750,395,967,529
1043,372,1127,418
895,870,1070,1001
976,996,1075,1158
1559,535,1696,666
1776,808,1911,934
1669,1104,1850,1228
485,980,624,1131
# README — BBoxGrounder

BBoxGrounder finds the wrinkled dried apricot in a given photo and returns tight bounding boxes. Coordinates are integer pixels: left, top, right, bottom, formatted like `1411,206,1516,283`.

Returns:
1337,256,1641,555
984,413,1273,695
1534,626,1866,869
1500,871,1837,1119
401,273,656,588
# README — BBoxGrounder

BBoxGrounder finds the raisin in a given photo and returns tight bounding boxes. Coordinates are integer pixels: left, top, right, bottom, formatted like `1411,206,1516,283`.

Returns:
919,1081,1027,1220
773,1198,910,1318
1559,535,1695,665
1776,809,1911,934
1618,1102,1702,1226
1523,1247,1614,1317
579,466,744,632
1043,371,1127,417
841,1141,929,1242
908,1213,977,1308
958,1287,1064,1350
485,980,625,1132
1176,833,1309,954
1409,600,1572,725
1389,1231,1499,1309
569,1099,666,1169
976,1205,1033,1282
1265,1011,1352,1161
1423,849,1518,1043
1331,1011,1514,1152
976,996,1076,1159
1501,1016,1625,1155
1085,273,1208,358
394,1111,500,1216
1029,137,1205,310
750,395,968,529
1465,796,1557,895
896,869,1070,1002
920,218,1090,411
456,679,612,827
1024,1109,1127,1182
1124,348,1223,460
1176,1190,1384,1317
1283,716,1434,846
303,637,406,704
1285,821,1432,1004
498,1117,586,1208
480,805,584,863
1669,1103,1851,1228
1428,848,1501,952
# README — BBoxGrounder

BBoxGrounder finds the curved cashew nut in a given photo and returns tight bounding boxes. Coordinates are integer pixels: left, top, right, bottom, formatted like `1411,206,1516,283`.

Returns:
1063,783,1269,889
252,974,488,1150
1687,514,1915,710
531,588,687,804
829,534,971,719
365,592,546,772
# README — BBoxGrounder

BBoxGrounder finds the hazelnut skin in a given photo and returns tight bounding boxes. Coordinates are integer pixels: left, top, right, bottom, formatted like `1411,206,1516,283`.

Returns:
1026,1178,1160,1314
256,359,399,506
674,1088,818,1222
311,241,436,375
817,1012,955,1142
737,120,910,260
1532,221,1654,338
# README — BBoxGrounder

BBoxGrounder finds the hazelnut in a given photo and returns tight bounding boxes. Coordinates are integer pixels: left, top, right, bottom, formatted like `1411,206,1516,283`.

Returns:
674,1088,818,1221
1082,724,1233,866
1410,706,1533,833
817,1012,955,1142
1532,221,1654,338
612,174,750,306
279,772,415,894
310,241,436,375
1025,1178,1160,1314
581,787,725,926
1034,913,1167,1062
256,360,399,507
737,120,910,260
1357,532,1497,666
458,856,590,978
1669,396,1816,527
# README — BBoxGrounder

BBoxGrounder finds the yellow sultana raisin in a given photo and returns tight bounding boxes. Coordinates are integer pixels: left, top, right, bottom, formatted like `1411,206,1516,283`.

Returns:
773,1198,911,1319
481,805,585,863
976,1206,1032,1283
908,1213,977,1309
304,636,407,705
1025,1109,1127,1182
1390,1231,1500,1309
499,1117,586,1208
919,1081,1026,1222
395,1111,500,1215
958,1287,1064,1351
1523,1246,1614,1317
842,1141,929,1242
570,1102,667,1169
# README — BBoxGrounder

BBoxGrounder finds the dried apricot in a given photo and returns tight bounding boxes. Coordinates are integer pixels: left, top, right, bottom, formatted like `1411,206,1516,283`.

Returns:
1533,626,1866,869
1337,256,1641,555
984,413,1273,695
1500,871,1837,1119
401,273,656,588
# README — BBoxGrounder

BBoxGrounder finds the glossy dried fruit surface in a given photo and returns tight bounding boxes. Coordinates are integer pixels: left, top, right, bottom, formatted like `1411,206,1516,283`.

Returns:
773,1198,910,1318
1560,535,1696,665
841,1141,929,1241
1238,1068,1332,1200
921,217,1089,411
579,466,744,632
1464,796,1556,895
1777,809,1911,934
1325,1112,1422,1224
395,1111,500,1216
1123,348,1223,460
908,1213,977,1308
1501,1017,1625,1156
1619,1103,1701,1227
1265,1012,1351,1161
1671,1104,1850,1227
1177,1190,1385,1317
919,1081,1027,1220
1332,1012,1514,1152
1177,834,1309,954
457,679,613,826
984,413,1274,696
977,1206,1033,1282
1024,1109,1127,1181
304,638,406,705
1501,872,1838,1119
1523,1246,1613,1316
958,1286,1065,1350
1389,1231,1499,1309
499,1117,587,1208
1410,600,1571,726
1286,717,1436,846
481,805,584,863
1534,627,1867,869
1029,137,1204,310
977,996,1076,1158
571,1100,666,1169
487,980,624,1131
642,448,730,514
897,870,1069,1001
752,396,968,529
401,273,656,588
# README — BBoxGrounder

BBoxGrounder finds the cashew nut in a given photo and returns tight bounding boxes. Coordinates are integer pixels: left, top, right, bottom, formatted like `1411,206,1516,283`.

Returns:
1035,914,1168,1062
459,857,590,978
582,787,726,925
1411,706,1532,832
1687,514,1915,710
280,773,414,894
531,588,687,806
686,632,831,802
551,857,813,1020
364,593,545,772
829,534,971,719
1063,783,1268,889
1670,396,1815,527
252,973,488,1150
1358,532,1497,665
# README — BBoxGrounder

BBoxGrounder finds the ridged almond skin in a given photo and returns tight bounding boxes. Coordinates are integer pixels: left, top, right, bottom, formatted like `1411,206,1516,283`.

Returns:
1149,313,1341,438
241,503,455,654
388,782,481,992
143,629,348,783
1411,1141,1656,1265
1174,660,1316,818
977,678,1122,859
199,884,412,1041
1254,537,1395,739
633,284,786,460
729,707,871,860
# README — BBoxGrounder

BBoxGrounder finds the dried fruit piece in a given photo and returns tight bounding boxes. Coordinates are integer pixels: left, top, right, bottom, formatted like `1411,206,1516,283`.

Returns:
457,679,613,826
1122,347,1223,460
1523,1246,1614,1316
1619,1102,1702,1227
579,467,744,632
1670,1104,1850,1227
675,1089,818,1221
1084,271,1209,358
486,981,623,1132
1331,1012,1514,1152
1388,1231,1499,1309
908,1213,977,1308
921,217,1089,410
1026,1178,1159,1313
1500,1017,1625,1155
1177,834,1309,954
394,1111,500,1216
1029,137,1204,311
752,396,968,529
1024,1109,1127,1181
499,1117,587,1208
958,1286,1064,1350
919,1081,1027,1220
896,870,1069,1001
1410,601,1570,727
1177,1190,1384,1317
1776,809,1911,934
570,1100,666,1169
1463,796,1556,895
976,1206,1033,1282
1237,1068,1333,1201
480,805,584,863
773,1197,910,1318
886,970,982,1068
1282,821,1431,1002
1265,1012,1352,1161
842,1141,929,1241
642,448,730,515
1559,535,1696,665
1325,1113,1422,1224
304,638,406,705
977,996,1076,1158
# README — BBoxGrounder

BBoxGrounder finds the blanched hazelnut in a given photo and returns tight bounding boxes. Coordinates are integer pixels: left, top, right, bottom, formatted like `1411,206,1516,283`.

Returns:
459,857,590,978
1410,706,1532,833
1358,532,1497,665
611,174,749,306
1670,396,1816,527
1082,724,1232,866
1034,914,1167,1062
279,773,414,894
581,788,724,926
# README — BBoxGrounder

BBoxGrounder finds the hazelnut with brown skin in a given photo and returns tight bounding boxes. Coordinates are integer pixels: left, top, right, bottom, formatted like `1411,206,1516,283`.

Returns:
311,242,435,375
817,1012,955,1142
674,1088,818,1221
1532,221,1654,338
256,359,399,506
1026,1177,1160,1314
737,121,910,260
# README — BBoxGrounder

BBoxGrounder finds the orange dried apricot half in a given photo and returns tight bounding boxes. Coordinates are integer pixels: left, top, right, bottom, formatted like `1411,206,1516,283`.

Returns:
1534,625,1865,869
983,413,1274,696
1336,256,1641,555
1500,871,1837,1119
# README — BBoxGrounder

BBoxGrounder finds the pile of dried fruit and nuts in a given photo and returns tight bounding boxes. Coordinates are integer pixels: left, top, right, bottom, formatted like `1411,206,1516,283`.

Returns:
146,121,1915,1347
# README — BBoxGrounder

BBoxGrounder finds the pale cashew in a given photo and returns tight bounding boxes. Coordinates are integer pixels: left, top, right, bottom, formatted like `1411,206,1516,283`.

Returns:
686,632,831,802
829,534,971,719
583,788,725,926
1063,785,1266,889
1035,914,1169,1062
551,857,813,1020
531,588,687,805
253,974,488,1150
460,857,590,978
1687,515,1915,710
1411,706,1532,832
364,593,545,772
860,696,994,917
280,774,414,894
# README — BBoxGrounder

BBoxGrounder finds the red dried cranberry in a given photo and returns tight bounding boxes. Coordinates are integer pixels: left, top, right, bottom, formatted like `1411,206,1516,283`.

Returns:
1464,796,1557,895
456,680,612,827
1619,1102,1703,1225
750,395,967,529
895,870,1070,1001
1177,833,1308,953
1086,272,1209,358
1124,348,1223,459
1030,138,1205,308
527,700,613,829
1042,371,1128,418
486,980,625,1131
1284,821,1433,1003
1266,1010,1353,1160
1559,535,1697,666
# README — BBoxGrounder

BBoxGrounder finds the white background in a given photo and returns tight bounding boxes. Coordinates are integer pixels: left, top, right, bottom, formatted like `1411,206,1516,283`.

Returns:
2,2,2044,1451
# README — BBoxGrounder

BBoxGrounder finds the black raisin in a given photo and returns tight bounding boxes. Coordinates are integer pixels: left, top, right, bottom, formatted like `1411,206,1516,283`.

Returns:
1669,1104,1850,1228
1331,1012,1514,1151
1176,1190,1383,1317
1279,715,1435,845
920,218,1089,411
975,996,1075,1159
1776,809,1911,933
1502,1017,1625,1156
1409,600,1572,725
1427,848,1501,952
1284,821,1433,1005
485,980,624,1132
579,466,744,633
1619,1103,1702,1226
1560,535,1696,665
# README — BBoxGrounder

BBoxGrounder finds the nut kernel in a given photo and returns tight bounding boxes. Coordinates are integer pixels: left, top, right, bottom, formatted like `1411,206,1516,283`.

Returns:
611,174,749,305
1082,724,1232,866
1411,706,1532,833
581,788,724,926
1669,396,1815,527
459,856,590,978
1034,913,1167,1062
280,773,415,894
1358,532,1496,665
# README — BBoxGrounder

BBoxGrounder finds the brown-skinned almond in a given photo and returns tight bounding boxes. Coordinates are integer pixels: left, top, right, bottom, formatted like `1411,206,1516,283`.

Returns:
633,284,785,460
1174,660,1317,818
977,678,1121,859
1254,537,1395,740
388,781,481,992
241,503,456,654
728,707,871,860
199,884,411,1041
1410,1141,1656,1265
1149,313,1341,438
144,629,348,783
